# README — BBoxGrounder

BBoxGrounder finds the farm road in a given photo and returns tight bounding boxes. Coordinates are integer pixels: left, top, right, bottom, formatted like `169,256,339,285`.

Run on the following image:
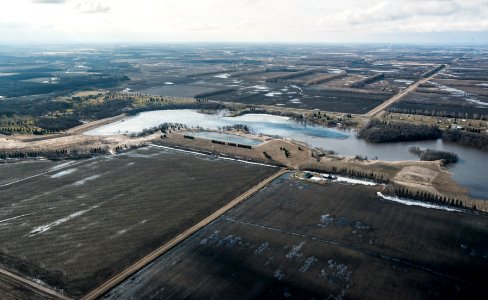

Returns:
81,168,288,300
365,65,446,117
0,268,71,300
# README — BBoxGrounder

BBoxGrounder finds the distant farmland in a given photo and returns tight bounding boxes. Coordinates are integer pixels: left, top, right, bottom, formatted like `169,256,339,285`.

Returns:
0,147,277,298
105,176,488,299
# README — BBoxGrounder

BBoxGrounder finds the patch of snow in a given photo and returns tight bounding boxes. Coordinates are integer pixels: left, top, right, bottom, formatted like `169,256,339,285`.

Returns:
299,256,317,273
218,235,241,248
327,68,343,74
286,242,305,259
248,84,269,91
29,205,99,236
72,174,101,186
377,192,463,212
309,174,377,186
353,221,370,230
215,155,276,167
371,69,397,73
318,214,334,227
465,98,488,106
273,267,285,280
50,168,77,178
433,82,466,97
0,207,54,224
255,242,269,255
200,231,220,245
265,92,282,97
50,161,76,171
214,73,230,79
336,176,377,186
164,82,174,85
394,79,414,85
290,85,303,94
476,83,488,87
309,176,323,182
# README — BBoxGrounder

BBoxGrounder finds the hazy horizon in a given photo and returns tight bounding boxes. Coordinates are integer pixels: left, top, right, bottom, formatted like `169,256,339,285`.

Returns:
1,0,488,44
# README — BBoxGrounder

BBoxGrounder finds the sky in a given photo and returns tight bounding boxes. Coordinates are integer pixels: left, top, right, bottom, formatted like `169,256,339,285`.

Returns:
1,0,488,44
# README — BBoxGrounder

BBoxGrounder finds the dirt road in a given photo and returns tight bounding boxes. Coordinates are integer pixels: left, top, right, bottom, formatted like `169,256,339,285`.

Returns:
0,268,71,300
364,66,445,117
81,168,288,300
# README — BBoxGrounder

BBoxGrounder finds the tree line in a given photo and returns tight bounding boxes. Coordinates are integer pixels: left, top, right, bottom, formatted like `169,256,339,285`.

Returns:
0,148,107,160
443,130,488,151
301,162,389,184
359,119,488,151
358,119,442,143
408,146,459,165
388,185,476,210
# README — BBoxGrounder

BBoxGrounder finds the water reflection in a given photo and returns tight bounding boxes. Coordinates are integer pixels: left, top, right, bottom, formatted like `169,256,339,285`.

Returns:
86,109,488,199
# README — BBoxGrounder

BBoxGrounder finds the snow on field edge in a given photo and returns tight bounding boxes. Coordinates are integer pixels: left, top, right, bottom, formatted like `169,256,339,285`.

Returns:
377,192,463,212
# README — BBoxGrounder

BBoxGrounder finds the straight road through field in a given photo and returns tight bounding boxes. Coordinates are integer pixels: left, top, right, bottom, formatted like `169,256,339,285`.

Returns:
364,65,446,117
81,168,288,300
0,268,72,300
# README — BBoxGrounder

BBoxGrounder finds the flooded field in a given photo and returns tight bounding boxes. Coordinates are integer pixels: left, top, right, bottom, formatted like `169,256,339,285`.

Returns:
86,109,488,199
0,147,277,298
104,176,488,299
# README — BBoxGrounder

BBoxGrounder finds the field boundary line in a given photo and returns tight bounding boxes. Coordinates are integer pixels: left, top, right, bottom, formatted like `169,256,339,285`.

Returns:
81,168,288,300
224,217,467,283
0,268,72,300
364,65,446,117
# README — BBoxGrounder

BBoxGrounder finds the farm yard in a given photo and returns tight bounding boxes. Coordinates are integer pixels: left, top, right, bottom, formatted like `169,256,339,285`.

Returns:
390,55,488,120
104,175,488,300
0,147,277,298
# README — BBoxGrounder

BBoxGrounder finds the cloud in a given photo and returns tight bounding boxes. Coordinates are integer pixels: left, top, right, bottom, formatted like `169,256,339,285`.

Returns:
32,0,67,3
320,0,488,32
75,1,110,14
2,0,488,43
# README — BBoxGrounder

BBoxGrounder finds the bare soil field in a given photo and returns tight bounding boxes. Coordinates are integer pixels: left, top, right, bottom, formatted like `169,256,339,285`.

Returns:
207,86,389,114
390,91,488,119
390,61,488,119
0,147,277,298
103,176,488,299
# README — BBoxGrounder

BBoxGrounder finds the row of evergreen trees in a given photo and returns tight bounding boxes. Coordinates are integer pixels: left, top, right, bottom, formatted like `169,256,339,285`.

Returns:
0,148,107,160
392,186,474,210
302,163,389,184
